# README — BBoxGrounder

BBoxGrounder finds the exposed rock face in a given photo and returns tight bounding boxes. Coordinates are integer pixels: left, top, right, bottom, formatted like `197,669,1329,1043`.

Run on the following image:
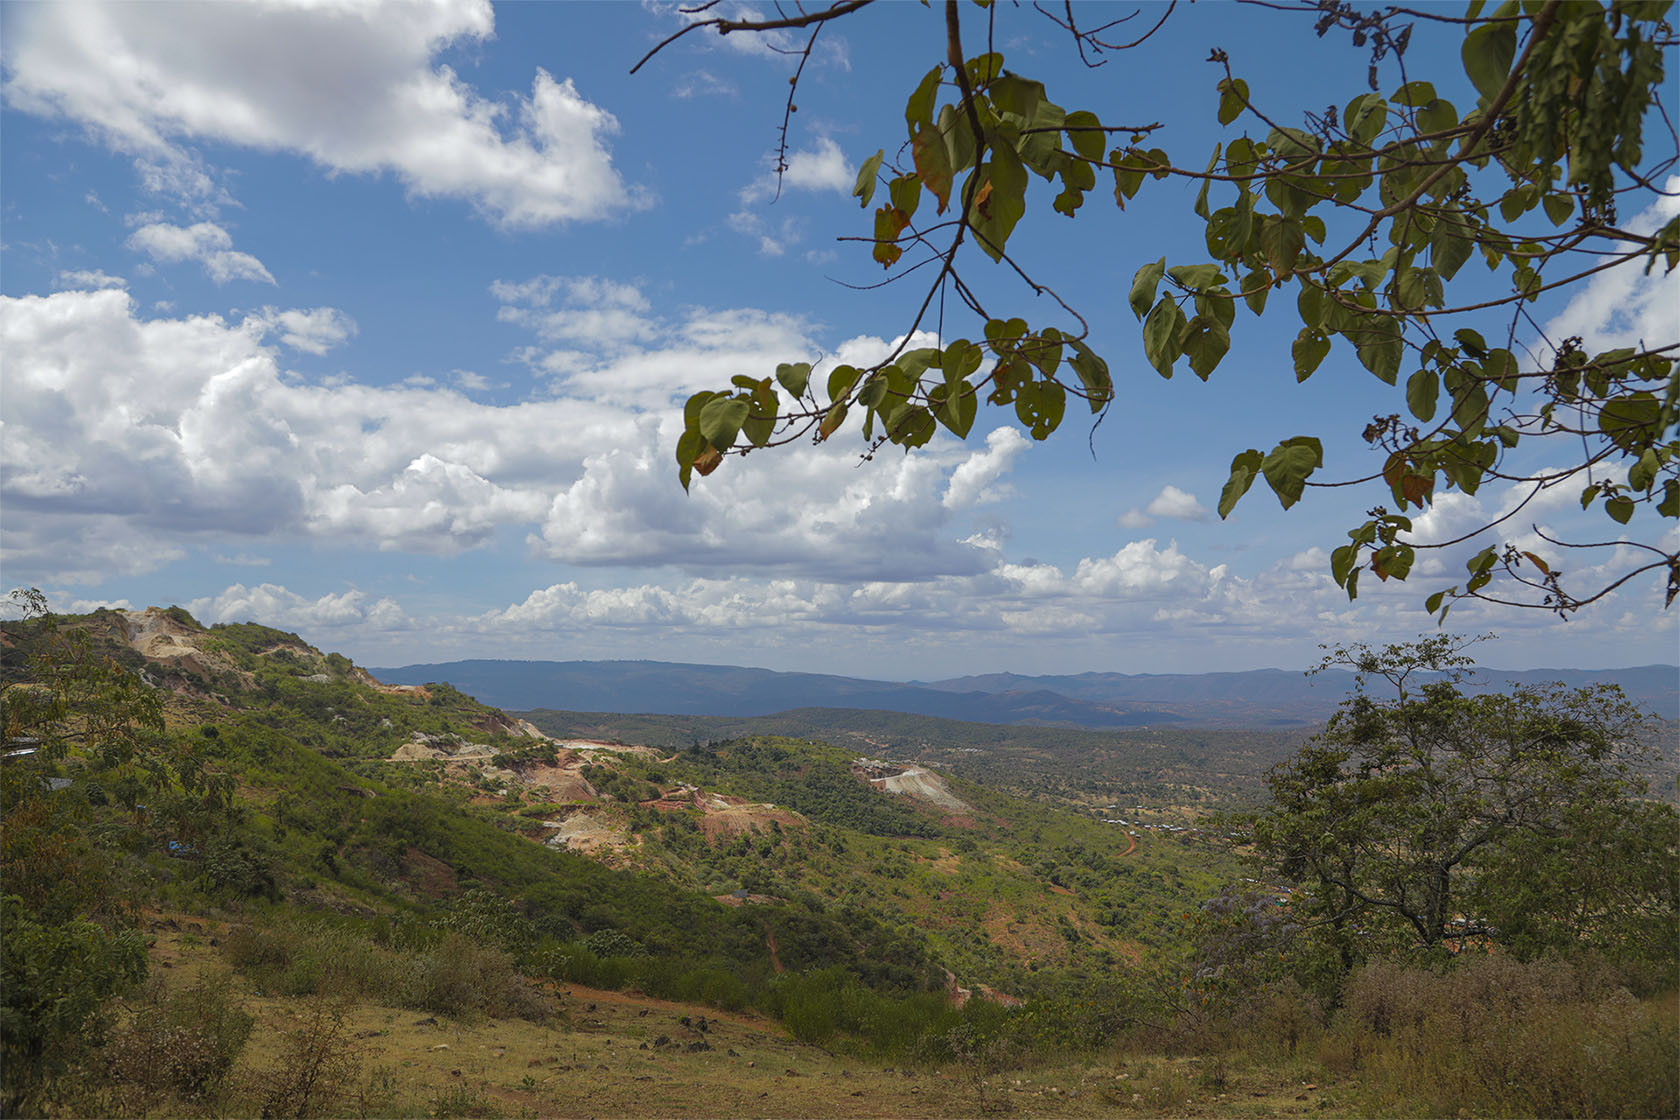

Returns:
116,608,253,691
851,758,973,814
543,811,632,853
386,732,499,763
389,741,448,762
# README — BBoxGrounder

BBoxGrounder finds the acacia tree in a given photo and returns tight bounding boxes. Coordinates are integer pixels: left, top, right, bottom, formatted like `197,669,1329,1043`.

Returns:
1250,635,1677,972
647,0,1678,617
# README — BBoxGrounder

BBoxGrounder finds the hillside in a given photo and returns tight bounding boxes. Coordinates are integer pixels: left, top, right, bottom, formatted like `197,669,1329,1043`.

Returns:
3,605,1254,1113
371,656,1680,727
5,606,1674,1118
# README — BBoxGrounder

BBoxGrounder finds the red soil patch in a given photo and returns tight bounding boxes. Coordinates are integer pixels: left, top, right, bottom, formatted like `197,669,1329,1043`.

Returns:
404,846,459,898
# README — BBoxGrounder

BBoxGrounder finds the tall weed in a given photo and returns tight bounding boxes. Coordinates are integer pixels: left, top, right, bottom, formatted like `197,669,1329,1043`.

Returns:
1338,952,1677,1118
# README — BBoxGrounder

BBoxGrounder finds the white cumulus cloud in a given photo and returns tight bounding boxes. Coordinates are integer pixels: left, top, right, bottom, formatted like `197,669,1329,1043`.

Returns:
1119,484,1210,527
126,221,275,285
54,269,126,291
3,0,642,227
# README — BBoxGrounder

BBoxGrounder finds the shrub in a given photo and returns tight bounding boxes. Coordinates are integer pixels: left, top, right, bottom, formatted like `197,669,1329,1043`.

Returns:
248,998,362,1120
404,933,549,1022
1,898,148,1115
103,976,253,1101
583,929,645,959
1336,952,1678,1118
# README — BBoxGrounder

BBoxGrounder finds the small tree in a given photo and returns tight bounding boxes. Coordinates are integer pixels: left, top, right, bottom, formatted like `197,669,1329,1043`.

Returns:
1252,635,1677,974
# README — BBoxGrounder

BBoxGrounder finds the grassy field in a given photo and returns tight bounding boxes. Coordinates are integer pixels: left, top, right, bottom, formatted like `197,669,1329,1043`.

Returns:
94,920,1368,1120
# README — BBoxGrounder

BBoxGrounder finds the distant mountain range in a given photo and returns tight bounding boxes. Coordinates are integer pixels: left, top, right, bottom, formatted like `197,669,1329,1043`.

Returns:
367,659,1679,728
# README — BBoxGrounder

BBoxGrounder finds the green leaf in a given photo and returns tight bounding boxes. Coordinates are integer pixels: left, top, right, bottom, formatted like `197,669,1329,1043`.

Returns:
1242,270,1270,315
1351,316,1404,385
1014,379,1066,439
857,373,889,411
743,400,776,447
1430,217,1473,281
964,52,1004,89
1218,449,1263,518
984,317,1029,350
1461,21,1516,105
886,403,936,448
1628,449,1661,491
1453,328,1488,357
1331,542,1358,586
938,104,977,175
1343,93,1388,145
1396,266,1443,311
1217,77,1249,126
1599,395,1662,452
1297,284,1327,329
972,145,1027,262
1259,215,1305,278
1406,367,1439,421
1194,144,1221,220
854,150,884,209
1425,589,1448,615
942,339,983,382
1392,80,1437,108
684,390,718,429
827,364,861,402
888,174,921,219
906,66,942,129
930,382,977,437
1167,263,1226,291
1292,329,1331,381
1142,295,1189,378
1063,109,1104,164
1182,316,1231,380
1267,127,1320,166
1542,192,1574,227
1658,480,1679,518
1415,98,1458,134
1067,338,1113,411
776,362,811,398
989,73,1046,125
675,428,704,492
1605,496,1635,524
1129,257,1165,321
1205,204,1255,259
698,396,749,451
1112,152,1146,205
1260,436,1323,509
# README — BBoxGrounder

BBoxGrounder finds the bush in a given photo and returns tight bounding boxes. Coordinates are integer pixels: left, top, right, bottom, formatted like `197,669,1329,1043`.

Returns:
404,933,550,1022
248,998,362,1120
104,976,253,1102
1,898,148,1115
583,929,645,959
1337,952,1678,1118
199,833,282,899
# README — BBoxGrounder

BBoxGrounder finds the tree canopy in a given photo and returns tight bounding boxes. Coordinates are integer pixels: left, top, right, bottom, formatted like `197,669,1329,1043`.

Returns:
1251,635,1677,975
651,0,1678,618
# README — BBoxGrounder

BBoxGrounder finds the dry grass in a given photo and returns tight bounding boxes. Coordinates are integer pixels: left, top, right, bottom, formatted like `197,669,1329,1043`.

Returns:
118,926,1353,1119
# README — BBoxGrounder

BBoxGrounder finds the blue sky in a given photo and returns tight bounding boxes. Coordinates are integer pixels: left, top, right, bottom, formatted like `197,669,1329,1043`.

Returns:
2,0,1675,678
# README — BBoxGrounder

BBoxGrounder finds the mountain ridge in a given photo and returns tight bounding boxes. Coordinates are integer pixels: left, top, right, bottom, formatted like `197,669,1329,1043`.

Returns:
368,657,1679,726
